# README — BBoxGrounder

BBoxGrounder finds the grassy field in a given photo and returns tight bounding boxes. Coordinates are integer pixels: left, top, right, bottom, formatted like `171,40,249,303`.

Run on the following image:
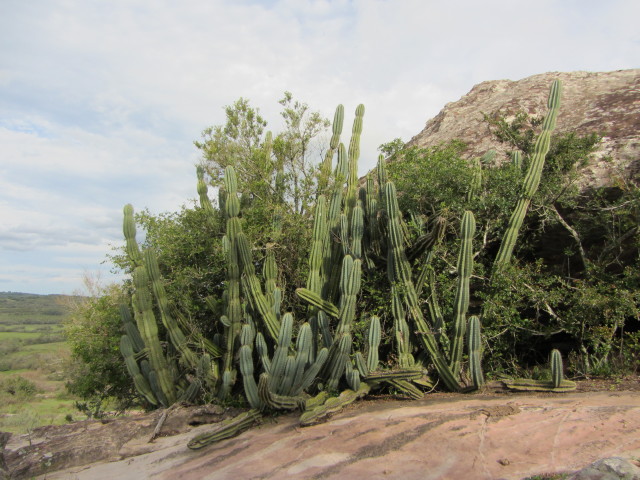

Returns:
0,292,87,434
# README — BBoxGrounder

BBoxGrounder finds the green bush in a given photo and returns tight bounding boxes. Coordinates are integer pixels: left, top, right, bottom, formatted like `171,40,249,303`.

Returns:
0,375,40,401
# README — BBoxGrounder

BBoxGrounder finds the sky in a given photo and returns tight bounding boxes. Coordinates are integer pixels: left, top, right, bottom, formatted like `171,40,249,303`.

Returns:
1,0,638,295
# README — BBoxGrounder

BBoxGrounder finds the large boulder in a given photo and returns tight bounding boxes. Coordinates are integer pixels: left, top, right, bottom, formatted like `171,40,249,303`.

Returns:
407,69,640,187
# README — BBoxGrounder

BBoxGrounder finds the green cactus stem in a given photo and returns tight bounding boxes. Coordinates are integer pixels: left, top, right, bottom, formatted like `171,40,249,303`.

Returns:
448,210,476,377
502,378,576,392
467,316,484,389
367,315,381,372
187,410,262,450
123,204,142,267
386,379,423,400
493,80,562,273
119,334,158,405
384,181,461,392
299,383,370,427
239,325,262,410
131,264,176,405
551,349,563,388
363,368,422,384
120,304,145,353
511,150,523,169
346,104,365,215
144,248,199,368
196,166,215,214
258,373,306,411
318,105,345,192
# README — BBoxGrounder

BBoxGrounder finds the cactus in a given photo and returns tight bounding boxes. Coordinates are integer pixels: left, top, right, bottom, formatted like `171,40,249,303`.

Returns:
511,150,523,169
120,304,144,353
367,315,381,372
144,248,199,368
493,80,562,273
551,349,563,388
123,204,142,267
187,410,262,450
318,104,345,193
346,104,365,215
299,383,370,427
127,231,176,405
239,325,262,409
384,181,461,391
503,348,574,392
502,378,576,392
467,316,484,389
448,210,476,377
386,379,423,400
119,334,157,405
196,166,215,214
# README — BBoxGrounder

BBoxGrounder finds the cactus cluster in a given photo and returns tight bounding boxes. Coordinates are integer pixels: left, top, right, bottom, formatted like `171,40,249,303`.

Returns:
117,81,573,449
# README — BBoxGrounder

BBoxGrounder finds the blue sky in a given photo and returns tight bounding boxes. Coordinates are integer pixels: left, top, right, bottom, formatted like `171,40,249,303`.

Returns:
1,0,638,295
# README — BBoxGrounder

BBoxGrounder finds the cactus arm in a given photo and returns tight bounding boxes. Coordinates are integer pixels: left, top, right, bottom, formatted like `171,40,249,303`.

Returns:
123,204,142,267
448,211,476,376
131,265,176,405
295,288,340,318
144,248,199,368
120,335,158,405
366,315,381,372
551,349,563,388
493,80,562,273
299,383,370,427
384,181,461,391
467,316,485,389
187,410,262,450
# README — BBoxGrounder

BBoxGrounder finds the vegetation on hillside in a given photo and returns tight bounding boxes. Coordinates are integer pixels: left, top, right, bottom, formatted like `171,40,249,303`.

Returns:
64,84,639,434
0,292,82,433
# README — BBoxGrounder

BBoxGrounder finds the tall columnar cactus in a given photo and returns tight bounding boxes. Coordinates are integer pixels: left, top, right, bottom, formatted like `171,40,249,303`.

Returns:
384,181,460,391
144,248,199,369
467,316,484,389
123,204,142,267
367,315,381,372
122,204,177,405
239,324,262,409
346,104,365,216
306,196,328,296
120,334,158,405
221,166,243,378
448,210,476,378
318,104,345,193
131,264,176,405
493,80,562,273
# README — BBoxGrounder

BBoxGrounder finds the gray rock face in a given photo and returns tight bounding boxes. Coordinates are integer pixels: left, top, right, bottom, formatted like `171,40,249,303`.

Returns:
408,69,640,188
567,457,640,480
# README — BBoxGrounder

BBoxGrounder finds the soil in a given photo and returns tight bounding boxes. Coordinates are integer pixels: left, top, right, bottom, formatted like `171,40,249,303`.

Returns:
2,376,639,480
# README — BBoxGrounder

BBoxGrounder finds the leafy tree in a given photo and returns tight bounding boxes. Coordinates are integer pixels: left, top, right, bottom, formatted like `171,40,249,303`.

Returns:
195,93,331,294
273,91,331,215
64,281,135,409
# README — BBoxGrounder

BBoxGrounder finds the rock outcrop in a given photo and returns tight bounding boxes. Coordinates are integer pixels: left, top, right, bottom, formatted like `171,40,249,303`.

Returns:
408,69,640,187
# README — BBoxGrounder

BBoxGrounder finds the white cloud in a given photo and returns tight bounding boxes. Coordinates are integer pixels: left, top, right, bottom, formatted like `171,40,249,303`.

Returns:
0,0,638,293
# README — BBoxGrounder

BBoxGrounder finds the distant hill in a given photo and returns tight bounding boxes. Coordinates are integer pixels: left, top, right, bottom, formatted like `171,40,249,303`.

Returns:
0,292,78,326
